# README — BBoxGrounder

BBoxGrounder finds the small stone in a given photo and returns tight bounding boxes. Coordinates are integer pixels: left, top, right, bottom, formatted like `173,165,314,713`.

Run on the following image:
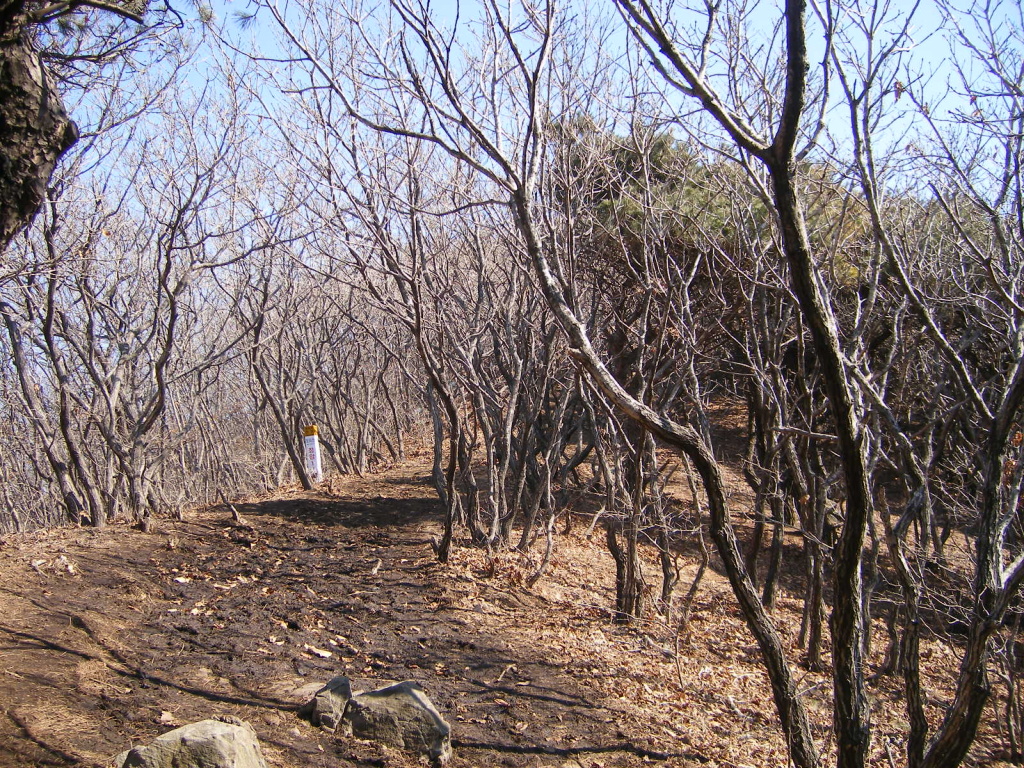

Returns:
297,675,352,731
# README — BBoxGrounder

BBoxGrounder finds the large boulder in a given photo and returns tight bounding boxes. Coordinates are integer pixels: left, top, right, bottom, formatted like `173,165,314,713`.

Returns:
344,681,452,766
114,716,268,768
301,678,451,766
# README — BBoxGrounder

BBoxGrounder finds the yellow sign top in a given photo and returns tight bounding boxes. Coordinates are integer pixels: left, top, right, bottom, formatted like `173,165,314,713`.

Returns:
303,425,319,437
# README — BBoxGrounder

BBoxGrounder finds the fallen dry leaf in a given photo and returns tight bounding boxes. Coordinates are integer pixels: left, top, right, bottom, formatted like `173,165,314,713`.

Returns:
303,644,332,658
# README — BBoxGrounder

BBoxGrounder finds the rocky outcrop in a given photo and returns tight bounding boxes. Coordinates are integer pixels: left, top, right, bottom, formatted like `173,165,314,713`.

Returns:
301,677,452,766
113,716,268,768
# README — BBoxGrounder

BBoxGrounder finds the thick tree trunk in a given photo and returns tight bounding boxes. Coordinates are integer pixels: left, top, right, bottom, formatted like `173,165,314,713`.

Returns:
0,7,78,252
769,158,873,768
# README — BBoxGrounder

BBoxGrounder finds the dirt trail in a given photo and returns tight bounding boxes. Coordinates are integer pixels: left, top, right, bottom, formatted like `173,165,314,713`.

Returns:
0,461,728,768
0,453,1001,767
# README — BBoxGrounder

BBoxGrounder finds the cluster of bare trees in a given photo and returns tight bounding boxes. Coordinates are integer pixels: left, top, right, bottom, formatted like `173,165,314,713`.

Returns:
3,0,1024,765
242,0,1024,764
0,35,420,528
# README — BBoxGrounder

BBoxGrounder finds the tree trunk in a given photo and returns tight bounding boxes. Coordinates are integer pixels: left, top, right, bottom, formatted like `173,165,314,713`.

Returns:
761,495,785,610
769,151,872,768
512,187,823,768
0,9,78,252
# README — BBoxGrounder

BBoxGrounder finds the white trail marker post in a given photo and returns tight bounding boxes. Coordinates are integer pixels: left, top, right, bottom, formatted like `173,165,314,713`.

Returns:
303,425,323,484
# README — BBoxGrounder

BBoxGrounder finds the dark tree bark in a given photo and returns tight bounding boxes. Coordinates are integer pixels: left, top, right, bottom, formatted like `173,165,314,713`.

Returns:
761,495,785,609
0,3,78,251
512,190,823,768
613,0,873,762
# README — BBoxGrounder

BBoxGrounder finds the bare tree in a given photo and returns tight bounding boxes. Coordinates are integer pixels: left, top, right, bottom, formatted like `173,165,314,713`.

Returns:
819,0,1024,764
243,1,829,763
0,69,270,527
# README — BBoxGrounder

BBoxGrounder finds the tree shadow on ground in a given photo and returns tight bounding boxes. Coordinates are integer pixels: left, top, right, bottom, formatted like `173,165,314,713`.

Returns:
235,496,440,529
0,459,760,767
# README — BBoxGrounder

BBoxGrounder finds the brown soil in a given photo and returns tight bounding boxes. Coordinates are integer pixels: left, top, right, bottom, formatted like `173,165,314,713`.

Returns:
0,445,1011,767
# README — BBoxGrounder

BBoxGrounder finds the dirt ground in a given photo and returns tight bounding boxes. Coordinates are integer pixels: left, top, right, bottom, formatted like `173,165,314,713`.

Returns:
0,446,1012,767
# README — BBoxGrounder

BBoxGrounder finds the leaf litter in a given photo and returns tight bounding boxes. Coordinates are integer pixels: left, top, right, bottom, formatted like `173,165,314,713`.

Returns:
0,454,1011,767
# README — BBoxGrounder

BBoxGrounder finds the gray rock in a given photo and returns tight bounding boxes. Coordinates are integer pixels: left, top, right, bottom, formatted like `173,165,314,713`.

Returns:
343,680,451,766
113,716,268,768
297,675,352,731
